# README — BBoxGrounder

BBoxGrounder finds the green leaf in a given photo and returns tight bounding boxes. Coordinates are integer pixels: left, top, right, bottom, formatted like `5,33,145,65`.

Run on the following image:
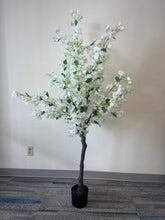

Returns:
88,88,94,92
89,41,95,46
111,112,117,118
86,78,92,83
40,96,43,101
81,106,88,112
83,106,88,112
105,98,110,105
63,59,67,65
61,73,66,78
83,107,88,112
86,71,90,75
93,109,98,116
102,106,107,113
67,99,71,104
94,120,99,125
73,71,77,75
101,48,107,52
74,60,79,66
46,91,49,97
86,94,90,100
49,103,53,106
85,119,88,124
75,20,78,26
96,61,103,64
66,107,68,112
25,92,31,97
41,111,45,115
115,76,120,82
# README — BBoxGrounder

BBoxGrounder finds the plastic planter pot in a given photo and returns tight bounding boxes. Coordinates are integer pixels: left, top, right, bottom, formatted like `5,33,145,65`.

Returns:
71,184,88,208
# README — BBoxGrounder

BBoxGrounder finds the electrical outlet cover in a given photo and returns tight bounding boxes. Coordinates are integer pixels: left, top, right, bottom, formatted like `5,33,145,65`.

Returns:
27,146,34,156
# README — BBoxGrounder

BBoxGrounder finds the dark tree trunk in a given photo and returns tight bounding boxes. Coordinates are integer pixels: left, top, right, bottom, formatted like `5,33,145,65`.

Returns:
77,135,87,194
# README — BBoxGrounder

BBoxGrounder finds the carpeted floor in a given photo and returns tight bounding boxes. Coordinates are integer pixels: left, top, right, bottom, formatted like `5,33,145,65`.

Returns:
0,176,165,219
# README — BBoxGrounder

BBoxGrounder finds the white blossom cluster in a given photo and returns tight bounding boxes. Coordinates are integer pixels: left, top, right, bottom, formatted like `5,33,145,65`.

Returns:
12,10,132,138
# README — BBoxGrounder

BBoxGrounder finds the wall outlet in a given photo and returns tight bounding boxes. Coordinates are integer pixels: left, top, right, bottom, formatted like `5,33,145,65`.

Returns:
27,146,34,156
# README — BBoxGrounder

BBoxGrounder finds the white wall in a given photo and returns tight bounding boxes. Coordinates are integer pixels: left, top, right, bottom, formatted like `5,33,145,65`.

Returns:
0,0,165,174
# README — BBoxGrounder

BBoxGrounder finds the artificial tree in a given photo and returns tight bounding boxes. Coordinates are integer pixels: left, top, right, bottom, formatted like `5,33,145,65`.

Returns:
12,10,132,208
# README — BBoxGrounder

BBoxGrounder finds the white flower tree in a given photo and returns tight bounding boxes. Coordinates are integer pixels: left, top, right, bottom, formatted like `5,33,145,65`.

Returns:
12,10,132,195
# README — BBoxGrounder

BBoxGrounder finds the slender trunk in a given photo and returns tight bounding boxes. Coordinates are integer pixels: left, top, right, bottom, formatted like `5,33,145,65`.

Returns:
77,135,87,194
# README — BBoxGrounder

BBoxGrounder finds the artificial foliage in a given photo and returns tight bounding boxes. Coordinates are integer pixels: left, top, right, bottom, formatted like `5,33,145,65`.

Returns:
12,10,132,194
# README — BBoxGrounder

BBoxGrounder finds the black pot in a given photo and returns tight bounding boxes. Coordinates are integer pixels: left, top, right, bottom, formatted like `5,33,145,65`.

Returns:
71,184,88,208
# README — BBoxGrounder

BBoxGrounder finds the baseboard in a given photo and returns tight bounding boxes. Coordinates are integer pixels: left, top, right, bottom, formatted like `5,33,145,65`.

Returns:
0,168,164,182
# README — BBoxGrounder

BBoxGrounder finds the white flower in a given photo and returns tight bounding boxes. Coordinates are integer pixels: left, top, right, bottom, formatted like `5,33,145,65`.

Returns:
127,76,132,85
12,10,132,137
107,44,112,49
94,52,99,60
116,85,122,96
106,25,110,32
12,90,18,98
55,28,60,34
53,35,61,42
93,46,100,52
118,70,126,78
118,22,124,30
